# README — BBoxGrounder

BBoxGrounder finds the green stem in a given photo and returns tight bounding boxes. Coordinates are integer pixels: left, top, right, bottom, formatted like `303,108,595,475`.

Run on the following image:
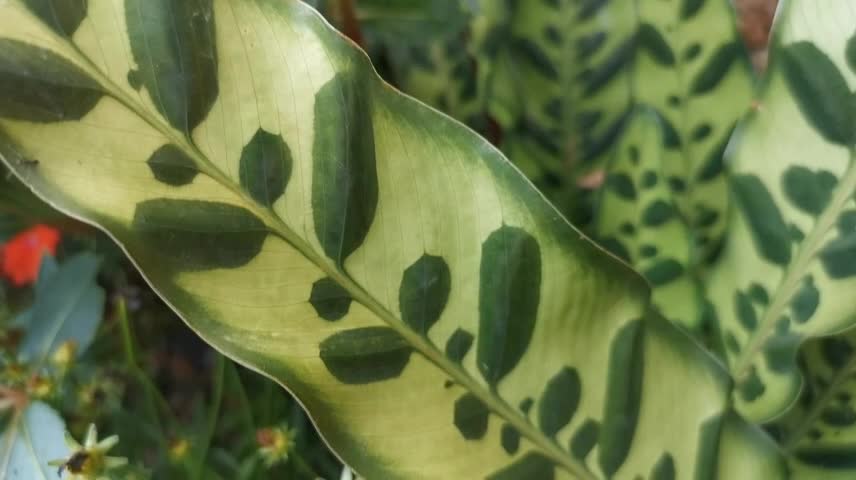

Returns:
193,354,226,480
290,452,321,479
261,381,275,425
116,298,172,439
226,362,256,433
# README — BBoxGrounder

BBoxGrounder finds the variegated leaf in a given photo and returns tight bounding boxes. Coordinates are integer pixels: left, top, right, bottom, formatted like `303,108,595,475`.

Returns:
471,0,575,211
708,0,856,422
594,108,703,334
773,331,856,478
0,0,781,478
574,0,754,255
371,0,581,220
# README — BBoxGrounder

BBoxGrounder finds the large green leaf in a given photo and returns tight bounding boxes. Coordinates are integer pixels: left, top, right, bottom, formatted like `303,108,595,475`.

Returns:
0,0,780,477
708,0,856,422
575,0,754,255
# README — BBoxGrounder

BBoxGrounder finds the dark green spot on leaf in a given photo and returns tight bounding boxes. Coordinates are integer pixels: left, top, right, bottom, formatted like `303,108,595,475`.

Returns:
22,0,87,37
738,367,765,402
538,367,581,437
690,42,742,96
487,453,555,480
748,283,769,305
147,144,197,186
599,320,644,477
681,0,705,19
445,328,474,363
453,393,489,440
399,254,451,335
240,129,293,207
643,260,684,286
501,425,520,454
309,277,351,321
782,166,837,216
312,73,378,266
478,226,542,387
780,42,856,145
571,419,599,461
642,200,675,226
638,24,676,66
732,175,791,266
125,0,218,133
791,277,819,324
319,327,411,384
820,233,856,278
0,40,102,122
735,291,758,331
822,337,854,369
132,199,266,271
651,453,675,480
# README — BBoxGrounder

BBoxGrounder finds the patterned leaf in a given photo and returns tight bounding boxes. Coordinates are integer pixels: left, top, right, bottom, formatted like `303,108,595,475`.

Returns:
374,0,581,219
574,0,754,258
471,0,576,212
0,0,779,478
774,331,856,478
707,0,856,422
594,108,703,333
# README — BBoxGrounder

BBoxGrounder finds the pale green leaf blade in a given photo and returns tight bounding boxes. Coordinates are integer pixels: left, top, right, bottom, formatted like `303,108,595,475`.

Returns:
0,1,779,477
0,402,71,480
708,0,856,421
714,412,789,479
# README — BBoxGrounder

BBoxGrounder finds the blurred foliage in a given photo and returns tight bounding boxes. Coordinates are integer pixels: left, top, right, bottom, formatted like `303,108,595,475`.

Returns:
1,217,341,479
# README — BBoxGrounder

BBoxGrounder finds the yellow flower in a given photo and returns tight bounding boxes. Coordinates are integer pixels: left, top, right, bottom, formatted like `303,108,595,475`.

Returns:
168,437,191,462
52,340,78,372
256,424,296,467
27,375,53,399
49,424,127,480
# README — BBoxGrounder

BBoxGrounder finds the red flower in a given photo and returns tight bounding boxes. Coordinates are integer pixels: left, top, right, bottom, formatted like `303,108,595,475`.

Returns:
0,225,60,286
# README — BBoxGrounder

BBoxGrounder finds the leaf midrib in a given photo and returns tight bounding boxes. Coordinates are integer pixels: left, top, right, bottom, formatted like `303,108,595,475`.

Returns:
733,149,856,381
12,6,597,478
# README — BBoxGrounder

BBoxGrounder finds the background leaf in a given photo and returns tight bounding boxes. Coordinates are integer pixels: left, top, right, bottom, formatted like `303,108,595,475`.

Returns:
19,253,104,362
706,0,856,422
575,0,754,262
